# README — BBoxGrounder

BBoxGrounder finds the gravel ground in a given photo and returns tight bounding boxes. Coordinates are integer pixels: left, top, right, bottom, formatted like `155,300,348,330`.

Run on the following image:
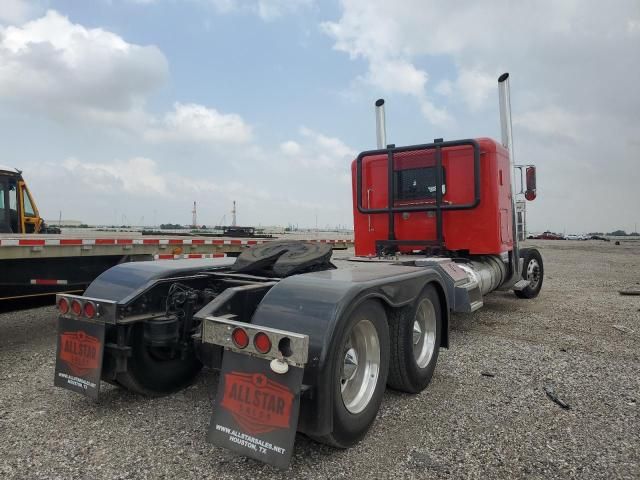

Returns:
1,240,638,479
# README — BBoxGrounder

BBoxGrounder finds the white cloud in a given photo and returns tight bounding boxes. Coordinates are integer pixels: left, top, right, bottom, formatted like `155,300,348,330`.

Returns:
205,0,313,20
322,0,640,123
296,126,357,168
419,100,451,126
280,140,301,155
321,3,456,125
323,0,640,232
63,157,168,196
351,57,452,125
514,107,592,143
255,0,312,21
145,102,252,144
0,10,168,121
435,79,452,96
365,58,427,97
0,0,40,25
26,124,358,227
455,68,496,111
0,11,254,146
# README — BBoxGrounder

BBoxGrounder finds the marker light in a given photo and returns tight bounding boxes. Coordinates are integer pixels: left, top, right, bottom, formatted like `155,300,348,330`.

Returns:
253,332,272,354
231,328,249,349
58,297,69,314
83,301,97,319
70,299,82,316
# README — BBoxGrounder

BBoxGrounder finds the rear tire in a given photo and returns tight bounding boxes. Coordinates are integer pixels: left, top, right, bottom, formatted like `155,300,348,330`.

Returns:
311,301,389,448
116,325,202,396
387,285,442,393
515,248,544,299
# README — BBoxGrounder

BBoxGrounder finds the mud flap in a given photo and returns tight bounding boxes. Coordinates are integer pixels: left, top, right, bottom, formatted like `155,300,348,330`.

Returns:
54,316,105,400
207,350,304,469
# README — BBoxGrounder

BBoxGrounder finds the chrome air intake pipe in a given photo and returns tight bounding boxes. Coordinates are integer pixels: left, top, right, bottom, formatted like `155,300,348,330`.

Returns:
375,99,387,149
498,73,521,281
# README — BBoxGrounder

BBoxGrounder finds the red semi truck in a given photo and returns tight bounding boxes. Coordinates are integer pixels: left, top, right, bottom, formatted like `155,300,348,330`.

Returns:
52,73,542,468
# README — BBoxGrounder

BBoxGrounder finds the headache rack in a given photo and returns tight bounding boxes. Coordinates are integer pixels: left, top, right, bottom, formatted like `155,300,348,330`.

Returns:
355,138,481,255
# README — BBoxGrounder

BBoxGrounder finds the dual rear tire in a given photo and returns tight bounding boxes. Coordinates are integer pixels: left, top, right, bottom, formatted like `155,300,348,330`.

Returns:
388,285,442,393
313,301,390,448
316,285,442,447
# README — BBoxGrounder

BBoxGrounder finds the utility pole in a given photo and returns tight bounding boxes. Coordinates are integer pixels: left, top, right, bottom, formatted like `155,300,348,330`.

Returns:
192,201,197,228
231,201,237,227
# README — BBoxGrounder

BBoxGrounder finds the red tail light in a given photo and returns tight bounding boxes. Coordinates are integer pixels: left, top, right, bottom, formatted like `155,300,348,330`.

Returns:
70,299,82,316
58,297,69,314
231,328,249,349
83,301,97,319
253,332,272,354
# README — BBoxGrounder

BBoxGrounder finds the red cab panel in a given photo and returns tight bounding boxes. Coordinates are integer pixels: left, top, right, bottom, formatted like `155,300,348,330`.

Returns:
352,138,513,256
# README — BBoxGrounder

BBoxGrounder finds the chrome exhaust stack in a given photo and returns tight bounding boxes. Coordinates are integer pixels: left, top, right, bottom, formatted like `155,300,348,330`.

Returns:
375,99,387,149
498,72,521,281
498,73,515,162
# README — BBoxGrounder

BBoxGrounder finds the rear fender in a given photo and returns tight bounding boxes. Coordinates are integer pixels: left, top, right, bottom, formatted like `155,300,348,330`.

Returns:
249,264,449,437
83,258,236,302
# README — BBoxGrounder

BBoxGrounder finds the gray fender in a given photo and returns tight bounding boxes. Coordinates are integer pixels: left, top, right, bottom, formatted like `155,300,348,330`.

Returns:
83,258,236,302
250,264,449,437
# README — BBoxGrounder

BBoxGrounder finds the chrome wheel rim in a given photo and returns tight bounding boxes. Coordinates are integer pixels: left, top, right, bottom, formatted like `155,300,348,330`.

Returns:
413,298,437,369
340,319,380,414
526,258,541,290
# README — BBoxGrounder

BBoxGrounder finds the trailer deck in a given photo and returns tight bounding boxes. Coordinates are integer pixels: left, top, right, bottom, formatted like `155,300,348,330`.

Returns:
0,234,352,300
0,234,352,260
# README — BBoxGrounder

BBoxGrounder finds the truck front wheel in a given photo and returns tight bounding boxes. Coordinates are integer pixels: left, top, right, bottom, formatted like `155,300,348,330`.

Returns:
387,284,442,393
312,300,390,448
116,324,202,396
515,248,544,299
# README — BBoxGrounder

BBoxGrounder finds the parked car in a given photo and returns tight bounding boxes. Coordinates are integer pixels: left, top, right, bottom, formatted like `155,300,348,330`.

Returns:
536,231,565,240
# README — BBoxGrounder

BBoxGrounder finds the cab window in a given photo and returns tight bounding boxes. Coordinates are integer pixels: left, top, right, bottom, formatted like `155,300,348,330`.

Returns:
23,188,35,216
0,183,9,233
394,166,446,201
9,183,16,210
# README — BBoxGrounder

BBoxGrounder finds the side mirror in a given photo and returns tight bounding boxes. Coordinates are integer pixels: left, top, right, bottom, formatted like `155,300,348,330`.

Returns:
525,166,536,201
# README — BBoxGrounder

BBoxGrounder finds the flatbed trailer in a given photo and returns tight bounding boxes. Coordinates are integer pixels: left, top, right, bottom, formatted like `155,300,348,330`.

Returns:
51,74,544,468
0,234,352,300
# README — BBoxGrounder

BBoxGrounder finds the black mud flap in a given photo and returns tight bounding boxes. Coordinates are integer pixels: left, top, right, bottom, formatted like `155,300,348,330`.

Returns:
207,351,304,469
54,316,105,400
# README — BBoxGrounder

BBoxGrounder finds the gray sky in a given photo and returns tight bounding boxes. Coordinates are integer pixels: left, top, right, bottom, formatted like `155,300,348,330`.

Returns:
0,0,638,233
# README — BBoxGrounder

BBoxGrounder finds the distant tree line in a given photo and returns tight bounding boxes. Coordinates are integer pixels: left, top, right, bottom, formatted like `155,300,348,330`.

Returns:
593,230,640,236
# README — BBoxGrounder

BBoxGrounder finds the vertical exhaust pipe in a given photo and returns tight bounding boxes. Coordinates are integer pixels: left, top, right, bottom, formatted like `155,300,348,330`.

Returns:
375,99,387,149
498,72,521,279
498,73,515,163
